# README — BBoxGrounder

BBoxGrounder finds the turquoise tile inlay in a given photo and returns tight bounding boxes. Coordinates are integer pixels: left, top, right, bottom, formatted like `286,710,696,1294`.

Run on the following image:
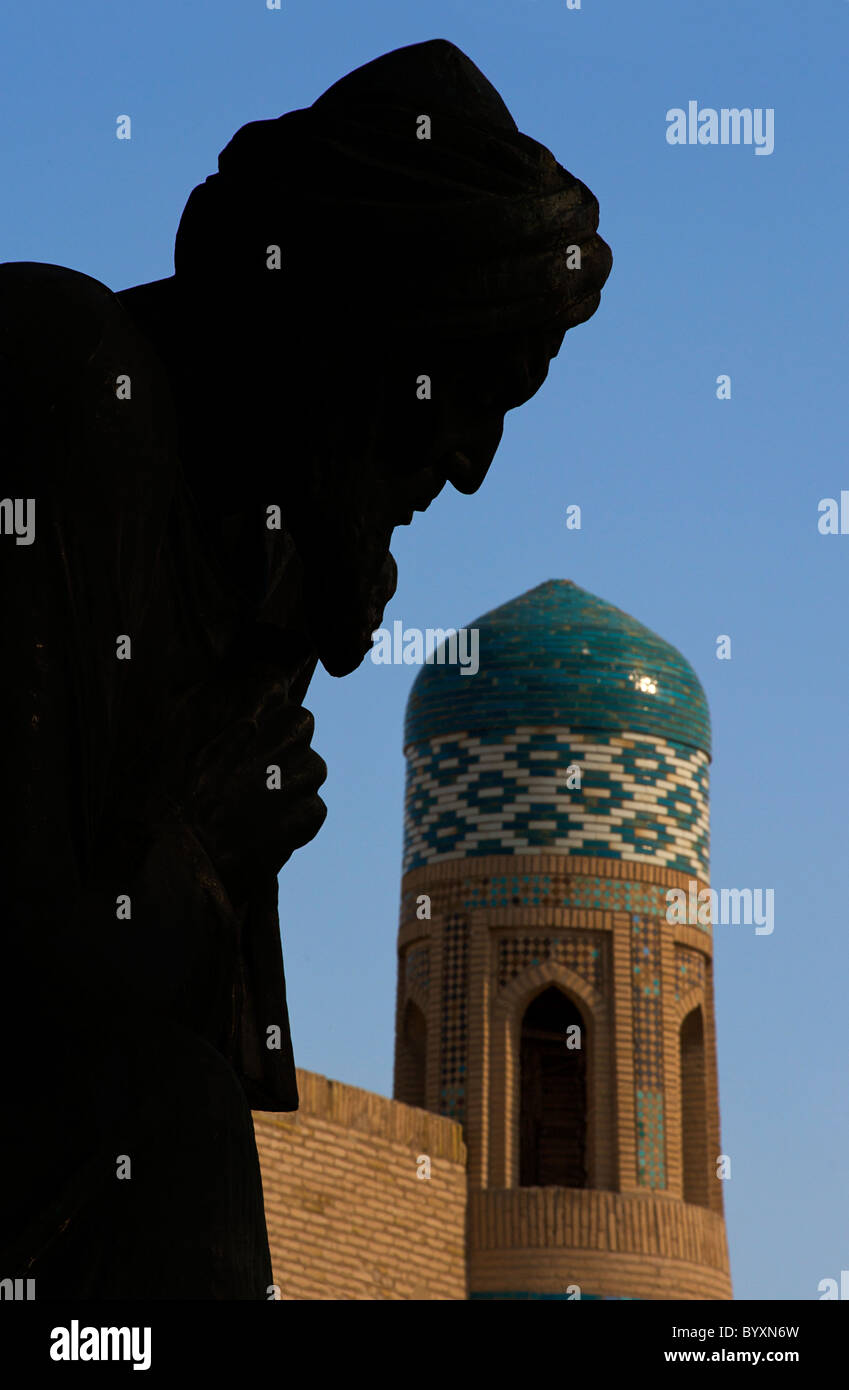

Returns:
405,580,710,754
635,1089,666,1189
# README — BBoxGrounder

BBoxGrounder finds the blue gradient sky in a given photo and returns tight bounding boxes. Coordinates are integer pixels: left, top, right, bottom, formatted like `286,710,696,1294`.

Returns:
3,1,847,1300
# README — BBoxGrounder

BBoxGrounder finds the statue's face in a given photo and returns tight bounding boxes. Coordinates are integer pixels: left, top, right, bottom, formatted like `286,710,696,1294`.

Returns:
293,329,556,679
292,402,503,678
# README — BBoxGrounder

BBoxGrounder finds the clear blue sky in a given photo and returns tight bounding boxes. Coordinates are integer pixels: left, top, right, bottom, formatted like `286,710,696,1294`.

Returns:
3,1,847,1301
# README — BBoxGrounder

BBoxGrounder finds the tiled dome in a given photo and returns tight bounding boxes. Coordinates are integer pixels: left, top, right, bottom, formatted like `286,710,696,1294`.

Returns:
404,580,710,756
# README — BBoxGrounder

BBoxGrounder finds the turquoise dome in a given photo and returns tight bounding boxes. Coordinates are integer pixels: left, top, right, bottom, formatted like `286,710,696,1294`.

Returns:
404,580,710,756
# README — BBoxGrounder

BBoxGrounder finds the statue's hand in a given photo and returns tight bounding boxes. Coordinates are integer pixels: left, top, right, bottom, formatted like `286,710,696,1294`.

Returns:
183,685,327,893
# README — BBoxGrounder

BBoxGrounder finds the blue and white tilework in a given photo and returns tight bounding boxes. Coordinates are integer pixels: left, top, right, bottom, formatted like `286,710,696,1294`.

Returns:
403,727,709,877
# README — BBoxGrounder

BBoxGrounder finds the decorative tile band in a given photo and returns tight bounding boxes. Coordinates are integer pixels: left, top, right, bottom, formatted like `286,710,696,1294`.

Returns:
439,916,468,1127
457,872,684,918
636,1089,666,1190
403,728,709,878
399,867,711,937
633,912,666,1189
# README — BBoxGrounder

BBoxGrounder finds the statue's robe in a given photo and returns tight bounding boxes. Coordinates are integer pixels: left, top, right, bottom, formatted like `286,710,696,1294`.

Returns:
0,261,307,1298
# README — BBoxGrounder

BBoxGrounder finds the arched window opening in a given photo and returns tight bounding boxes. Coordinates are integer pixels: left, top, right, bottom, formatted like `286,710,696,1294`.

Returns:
519,986,587,1188
680,1006,708,1206
400,999,427,1109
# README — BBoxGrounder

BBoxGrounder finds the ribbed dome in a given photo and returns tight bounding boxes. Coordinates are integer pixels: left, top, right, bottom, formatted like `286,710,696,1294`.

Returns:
404,580,710,756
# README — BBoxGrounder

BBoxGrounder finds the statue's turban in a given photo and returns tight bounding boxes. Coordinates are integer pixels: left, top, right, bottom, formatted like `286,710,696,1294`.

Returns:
175,39,612,347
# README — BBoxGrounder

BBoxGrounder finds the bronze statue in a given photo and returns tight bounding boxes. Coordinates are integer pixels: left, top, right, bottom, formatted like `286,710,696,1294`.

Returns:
0,39,611,1297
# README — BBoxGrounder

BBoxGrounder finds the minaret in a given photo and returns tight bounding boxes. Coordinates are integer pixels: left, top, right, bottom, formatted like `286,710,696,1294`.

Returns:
393,580,732,1300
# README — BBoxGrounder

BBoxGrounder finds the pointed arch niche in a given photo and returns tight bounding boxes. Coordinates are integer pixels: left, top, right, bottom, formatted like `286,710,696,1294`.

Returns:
519,986,587,1187
489,959,615,1191
679,1003,709,1207
396,996,428,1110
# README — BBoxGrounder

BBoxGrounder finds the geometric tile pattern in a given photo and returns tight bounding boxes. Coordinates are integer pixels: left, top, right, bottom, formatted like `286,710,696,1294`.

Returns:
455,873,705,923
496,933,605,993
635,1089,665,1191
632,915,666,1189
674,946,706,1002
403,728,709,877
439,916,468,1127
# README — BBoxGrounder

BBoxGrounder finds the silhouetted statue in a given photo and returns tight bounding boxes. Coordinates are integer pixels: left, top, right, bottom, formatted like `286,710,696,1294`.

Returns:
0,40,611,1297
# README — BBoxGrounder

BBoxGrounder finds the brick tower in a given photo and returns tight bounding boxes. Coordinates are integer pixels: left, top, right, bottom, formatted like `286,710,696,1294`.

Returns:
393,580,732,1299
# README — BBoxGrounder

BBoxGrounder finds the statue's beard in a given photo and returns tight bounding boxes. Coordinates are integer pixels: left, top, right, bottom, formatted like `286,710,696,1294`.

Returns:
293,421,506,678
301,523,398,679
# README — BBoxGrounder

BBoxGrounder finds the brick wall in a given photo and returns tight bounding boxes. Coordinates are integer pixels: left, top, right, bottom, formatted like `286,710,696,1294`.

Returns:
253,1069,467,1300
468,1188,732,1300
